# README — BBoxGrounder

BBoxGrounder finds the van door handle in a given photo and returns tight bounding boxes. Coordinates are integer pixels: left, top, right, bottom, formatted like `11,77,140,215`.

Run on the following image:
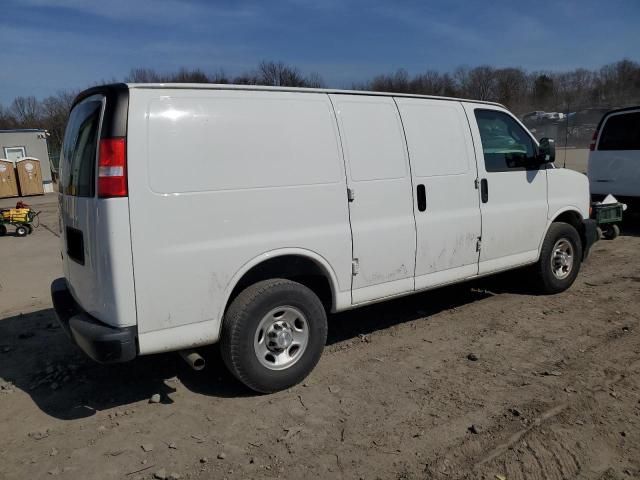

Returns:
417,184,427,212
480,179,488,203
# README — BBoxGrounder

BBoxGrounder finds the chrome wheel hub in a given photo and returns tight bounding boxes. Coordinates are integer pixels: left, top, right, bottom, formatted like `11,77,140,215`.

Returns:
551,239,574,280
267,321,294,351
254,306,309,370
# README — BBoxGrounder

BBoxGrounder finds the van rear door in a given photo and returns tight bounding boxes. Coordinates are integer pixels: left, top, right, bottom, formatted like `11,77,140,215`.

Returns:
588,109,640,198
58,86,136,328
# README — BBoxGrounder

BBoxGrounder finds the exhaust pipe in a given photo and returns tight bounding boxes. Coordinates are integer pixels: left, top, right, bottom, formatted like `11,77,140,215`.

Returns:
179,350,205,371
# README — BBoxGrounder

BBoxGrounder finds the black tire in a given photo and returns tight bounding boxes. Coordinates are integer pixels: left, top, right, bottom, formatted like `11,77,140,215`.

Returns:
26,224,33,234
0,225,6,236
220,279,327,393
534,222,583,294
603,224,620,240
15,226,28,237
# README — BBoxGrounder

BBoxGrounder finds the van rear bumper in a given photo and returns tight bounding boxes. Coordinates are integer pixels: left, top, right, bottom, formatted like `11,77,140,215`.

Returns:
51,278,137,363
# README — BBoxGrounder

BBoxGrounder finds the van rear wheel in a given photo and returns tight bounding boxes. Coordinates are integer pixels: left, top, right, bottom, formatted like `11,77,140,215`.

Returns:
533,222,582,294
220,279,327,393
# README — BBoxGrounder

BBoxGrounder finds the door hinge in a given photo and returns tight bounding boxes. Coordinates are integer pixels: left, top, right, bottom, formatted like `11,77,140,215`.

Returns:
351,258,359,276
347,187,355,202
476,237,482,252
474,178,480,189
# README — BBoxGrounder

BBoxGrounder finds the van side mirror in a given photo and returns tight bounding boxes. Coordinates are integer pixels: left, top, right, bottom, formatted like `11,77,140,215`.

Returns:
538,137,556,163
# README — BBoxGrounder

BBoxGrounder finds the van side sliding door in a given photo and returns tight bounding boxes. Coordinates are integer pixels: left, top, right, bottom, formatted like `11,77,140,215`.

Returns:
329,94,417,304
395,98,482,289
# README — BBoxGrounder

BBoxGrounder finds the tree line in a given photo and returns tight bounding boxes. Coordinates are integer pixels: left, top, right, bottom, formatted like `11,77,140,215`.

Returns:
1,59,639,159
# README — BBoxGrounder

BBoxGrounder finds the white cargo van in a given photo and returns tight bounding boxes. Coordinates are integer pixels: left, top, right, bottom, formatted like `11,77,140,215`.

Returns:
588,106,640,206
52,84,598,393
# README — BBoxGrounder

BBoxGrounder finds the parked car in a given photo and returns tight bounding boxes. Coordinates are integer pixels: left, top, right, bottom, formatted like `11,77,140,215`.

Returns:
521,111,547,125
588,106,640,207
543,112,565,122
52,83,597,393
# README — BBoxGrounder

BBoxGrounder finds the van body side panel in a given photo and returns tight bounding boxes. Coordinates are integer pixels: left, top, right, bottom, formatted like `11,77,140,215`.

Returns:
126,89,351,349
463,103,549,274
395,98,481,289
329,94,417,304
589,150,640,197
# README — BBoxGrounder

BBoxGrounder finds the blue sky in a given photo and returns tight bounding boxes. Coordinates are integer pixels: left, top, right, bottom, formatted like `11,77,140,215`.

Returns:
1,0,639,104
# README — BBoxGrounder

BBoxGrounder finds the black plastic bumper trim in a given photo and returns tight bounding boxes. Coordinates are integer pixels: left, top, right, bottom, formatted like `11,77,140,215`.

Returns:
51,278,137,363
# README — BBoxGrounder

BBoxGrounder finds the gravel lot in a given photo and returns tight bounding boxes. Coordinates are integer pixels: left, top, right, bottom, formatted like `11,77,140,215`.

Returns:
1,188,639,480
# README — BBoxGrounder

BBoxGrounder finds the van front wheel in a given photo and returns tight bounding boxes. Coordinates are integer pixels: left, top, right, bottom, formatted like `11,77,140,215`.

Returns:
220,279,327,393
534,222,582,294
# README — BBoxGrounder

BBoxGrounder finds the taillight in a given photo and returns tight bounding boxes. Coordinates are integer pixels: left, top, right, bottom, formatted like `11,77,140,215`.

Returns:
589,129,598,151
98,138,127,197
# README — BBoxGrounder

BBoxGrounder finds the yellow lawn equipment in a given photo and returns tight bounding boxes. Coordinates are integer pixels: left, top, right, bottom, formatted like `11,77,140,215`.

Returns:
0,202,40,237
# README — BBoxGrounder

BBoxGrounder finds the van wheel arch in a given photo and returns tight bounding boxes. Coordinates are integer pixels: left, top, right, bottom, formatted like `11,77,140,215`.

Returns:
223,254,336,320
549,210,588,260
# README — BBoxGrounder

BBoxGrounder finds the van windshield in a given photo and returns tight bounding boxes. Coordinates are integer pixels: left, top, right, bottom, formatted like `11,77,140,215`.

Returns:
599,112,640,151
60,99,103,197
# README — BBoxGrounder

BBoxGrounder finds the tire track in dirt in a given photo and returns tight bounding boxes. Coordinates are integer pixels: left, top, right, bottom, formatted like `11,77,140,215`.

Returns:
427,319,639,479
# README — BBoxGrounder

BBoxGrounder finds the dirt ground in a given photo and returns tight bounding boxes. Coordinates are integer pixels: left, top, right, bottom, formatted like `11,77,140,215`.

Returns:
1,191,639,480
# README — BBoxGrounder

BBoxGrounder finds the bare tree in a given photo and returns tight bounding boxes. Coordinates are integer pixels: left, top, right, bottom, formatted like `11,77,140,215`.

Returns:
0,104,18,129
257,61,307,87
125,68,164,83
209,69,230,84
304,72,326,88
369,69,410,93
493,68,527,109
531,73,554,110
465,66,496,101
410,70,445,95
232,72,260,85
40,90,77,157
10,96,42,126
170,68,209,83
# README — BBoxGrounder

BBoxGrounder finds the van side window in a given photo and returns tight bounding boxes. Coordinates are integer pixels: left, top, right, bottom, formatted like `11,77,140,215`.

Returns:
60,100,103,197
474,109,536,172
599,112,640,151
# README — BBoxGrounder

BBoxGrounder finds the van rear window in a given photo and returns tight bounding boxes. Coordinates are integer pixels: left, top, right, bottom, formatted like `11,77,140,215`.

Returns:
60,99,103,197
599,112,640,151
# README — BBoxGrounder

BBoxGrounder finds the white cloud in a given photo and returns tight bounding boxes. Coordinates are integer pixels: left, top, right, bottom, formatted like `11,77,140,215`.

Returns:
8,0,260,24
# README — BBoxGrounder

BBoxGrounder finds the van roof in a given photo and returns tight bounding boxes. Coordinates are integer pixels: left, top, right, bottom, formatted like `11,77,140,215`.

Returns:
0,128,47,134
596,105,640,131
603,105,640,116
117,82,503,108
